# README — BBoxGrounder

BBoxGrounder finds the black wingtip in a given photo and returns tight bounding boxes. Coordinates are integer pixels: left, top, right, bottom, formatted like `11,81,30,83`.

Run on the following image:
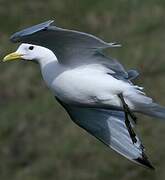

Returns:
134,153,155,170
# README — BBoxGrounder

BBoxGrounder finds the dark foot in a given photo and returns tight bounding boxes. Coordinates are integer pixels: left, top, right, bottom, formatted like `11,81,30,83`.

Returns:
118,93,137,124
118,93,138,144
124,109,137,144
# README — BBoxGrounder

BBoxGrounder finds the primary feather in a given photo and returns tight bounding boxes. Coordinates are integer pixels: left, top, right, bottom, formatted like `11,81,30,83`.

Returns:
56,98,154,169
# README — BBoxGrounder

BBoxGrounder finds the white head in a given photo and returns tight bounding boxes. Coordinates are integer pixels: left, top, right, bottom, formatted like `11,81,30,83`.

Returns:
3,43,57,65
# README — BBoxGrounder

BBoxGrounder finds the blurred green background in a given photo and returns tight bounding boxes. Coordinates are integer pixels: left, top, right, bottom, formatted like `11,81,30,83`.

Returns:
0,0,165,179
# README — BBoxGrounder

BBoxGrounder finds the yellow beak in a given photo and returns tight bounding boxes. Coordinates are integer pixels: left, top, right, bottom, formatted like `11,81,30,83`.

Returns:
3,52,23,62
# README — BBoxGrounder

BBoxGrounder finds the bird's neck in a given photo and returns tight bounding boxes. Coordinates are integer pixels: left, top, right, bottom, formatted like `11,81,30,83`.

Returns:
38,57,66,88
38,55,58,69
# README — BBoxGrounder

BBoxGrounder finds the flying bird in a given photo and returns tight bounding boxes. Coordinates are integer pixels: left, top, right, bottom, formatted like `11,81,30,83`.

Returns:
3,20,165,169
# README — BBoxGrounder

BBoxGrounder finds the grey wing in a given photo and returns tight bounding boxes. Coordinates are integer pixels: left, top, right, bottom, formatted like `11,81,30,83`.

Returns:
56,98,154,169
10,20,139,80
10,20,119,63
93,52,139,80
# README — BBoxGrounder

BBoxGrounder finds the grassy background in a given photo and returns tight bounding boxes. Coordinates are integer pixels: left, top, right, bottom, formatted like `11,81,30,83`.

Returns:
0,0,165,179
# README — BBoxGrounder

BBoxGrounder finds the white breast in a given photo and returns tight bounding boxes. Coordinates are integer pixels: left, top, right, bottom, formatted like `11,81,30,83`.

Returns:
41,63,131,106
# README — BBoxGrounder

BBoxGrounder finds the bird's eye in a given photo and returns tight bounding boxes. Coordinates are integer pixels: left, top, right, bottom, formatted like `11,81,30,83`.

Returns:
29,46,34,50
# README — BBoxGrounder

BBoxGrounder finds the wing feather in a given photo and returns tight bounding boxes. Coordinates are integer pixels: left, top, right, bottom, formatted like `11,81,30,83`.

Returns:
10,20,131,80
56,98,154,169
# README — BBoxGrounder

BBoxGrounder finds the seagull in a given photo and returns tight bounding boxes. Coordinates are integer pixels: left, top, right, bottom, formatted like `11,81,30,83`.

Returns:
3,20,165,169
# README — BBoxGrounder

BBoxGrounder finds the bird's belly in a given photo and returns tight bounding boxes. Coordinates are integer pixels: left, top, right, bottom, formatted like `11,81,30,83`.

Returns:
49,71,127,107
50,74,97,104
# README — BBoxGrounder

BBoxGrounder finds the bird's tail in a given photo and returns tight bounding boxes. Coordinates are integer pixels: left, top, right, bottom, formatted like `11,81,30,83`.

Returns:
124,88,165,120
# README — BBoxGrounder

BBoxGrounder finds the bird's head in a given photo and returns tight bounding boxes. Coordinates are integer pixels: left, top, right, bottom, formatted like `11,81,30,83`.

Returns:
3,43,57,64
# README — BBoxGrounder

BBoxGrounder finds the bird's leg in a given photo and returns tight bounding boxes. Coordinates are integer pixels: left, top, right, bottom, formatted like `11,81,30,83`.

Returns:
118,93,137,124
124,111,137,144
118,93,137,144
126,107,137,124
